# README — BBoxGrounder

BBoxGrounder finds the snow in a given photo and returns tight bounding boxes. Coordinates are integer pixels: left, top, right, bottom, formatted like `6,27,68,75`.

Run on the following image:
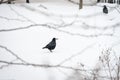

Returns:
0,0,120,80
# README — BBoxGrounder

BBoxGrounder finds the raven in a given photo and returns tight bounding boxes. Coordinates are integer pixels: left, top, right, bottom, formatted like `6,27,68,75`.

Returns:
42,38,58,52
103,5,108,14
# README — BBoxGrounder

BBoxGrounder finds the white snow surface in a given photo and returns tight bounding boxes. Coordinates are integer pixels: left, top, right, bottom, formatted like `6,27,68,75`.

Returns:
0,0,120,80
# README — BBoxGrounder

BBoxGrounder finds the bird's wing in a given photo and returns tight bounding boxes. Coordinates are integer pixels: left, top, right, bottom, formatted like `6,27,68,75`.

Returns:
46,41,55,47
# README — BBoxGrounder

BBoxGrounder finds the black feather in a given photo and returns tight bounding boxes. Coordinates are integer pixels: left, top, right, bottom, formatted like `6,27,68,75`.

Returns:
103,5,108,14
43,38,57,52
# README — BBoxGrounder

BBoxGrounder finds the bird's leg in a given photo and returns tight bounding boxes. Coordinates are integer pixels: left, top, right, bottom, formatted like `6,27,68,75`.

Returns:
50,50,52,52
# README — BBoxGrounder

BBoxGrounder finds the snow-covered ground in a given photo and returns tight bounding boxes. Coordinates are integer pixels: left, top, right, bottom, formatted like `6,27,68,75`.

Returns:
0,0,120,80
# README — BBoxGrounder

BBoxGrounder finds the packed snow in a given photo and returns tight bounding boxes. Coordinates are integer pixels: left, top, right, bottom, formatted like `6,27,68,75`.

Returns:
0,0,120,80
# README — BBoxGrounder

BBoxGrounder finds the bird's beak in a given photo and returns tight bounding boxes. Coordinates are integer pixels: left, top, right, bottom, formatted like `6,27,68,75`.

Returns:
56,38,58,40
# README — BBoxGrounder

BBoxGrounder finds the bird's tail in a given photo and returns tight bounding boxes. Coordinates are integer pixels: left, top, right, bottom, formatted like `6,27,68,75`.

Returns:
42,47,46,49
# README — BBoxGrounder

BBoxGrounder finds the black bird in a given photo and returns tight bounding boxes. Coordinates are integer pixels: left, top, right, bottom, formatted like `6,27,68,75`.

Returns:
103,5,108,14
42,38,58,52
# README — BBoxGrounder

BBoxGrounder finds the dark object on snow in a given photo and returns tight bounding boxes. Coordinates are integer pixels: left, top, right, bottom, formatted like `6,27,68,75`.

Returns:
97,0,100,2
103,5,108,14
26,0,30,3
43,38,58,52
